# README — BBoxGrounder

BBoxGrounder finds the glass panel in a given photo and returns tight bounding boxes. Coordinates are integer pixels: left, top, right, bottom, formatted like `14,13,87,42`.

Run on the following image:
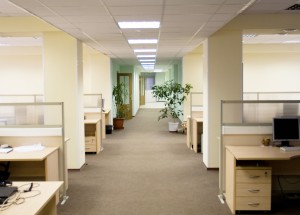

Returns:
83,94,102,108
145,77,155,90
120,76,130,105
222,100,300,125
0,103,63,127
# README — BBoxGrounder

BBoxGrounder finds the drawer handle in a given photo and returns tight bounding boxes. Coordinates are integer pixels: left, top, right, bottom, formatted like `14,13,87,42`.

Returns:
249,175,260,179
248,203,260,207
248,189,260,193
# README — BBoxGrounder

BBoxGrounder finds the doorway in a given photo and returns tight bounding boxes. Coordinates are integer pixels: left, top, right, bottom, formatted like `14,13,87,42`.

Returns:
139,76,145,106
117,73,132,119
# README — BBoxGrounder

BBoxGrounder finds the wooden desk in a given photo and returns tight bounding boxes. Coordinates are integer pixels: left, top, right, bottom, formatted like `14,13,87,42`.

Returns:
0,147,59,181
225,146,300,214
2,181,63,215
84,119,102,153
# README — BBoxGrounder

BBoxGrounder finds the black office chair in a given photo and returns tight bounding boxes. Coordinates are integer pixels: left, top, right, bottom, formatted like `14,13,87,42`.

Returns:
0,162,10,182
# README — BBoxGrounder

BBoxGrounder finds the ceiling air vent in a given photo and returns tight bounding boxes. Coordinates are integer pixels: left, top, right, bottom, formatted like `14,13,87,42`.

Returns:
286,4,300,10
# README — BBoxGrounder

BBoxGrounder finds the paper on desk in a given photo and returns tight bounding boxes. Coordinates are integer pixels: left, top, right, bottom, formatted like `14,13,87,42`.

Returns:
0,148,13,153
13,144,45,152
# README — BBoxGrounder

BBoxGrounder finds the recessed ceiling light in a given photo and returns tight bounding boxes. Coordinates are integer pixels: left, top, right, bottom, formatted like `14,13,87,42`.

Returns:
134,49,157,53
141,62,155,65
139,59,156,62
283,40,300,44
143,65,155,70
137,54,156,58
154,69,163,73
118,21,160,29
128,39,158,44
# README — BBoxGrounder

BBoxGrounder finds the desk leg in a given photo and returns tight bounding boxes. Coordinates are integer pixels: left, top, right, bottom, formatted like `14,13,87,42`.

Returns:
192,119,198,153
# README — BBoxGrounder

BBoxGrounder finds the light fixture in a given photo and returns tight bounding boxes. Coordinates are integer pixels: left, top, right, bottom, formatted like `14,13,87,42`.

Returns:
154,69,163,73
142,65,155,70
134,49,156,53
139,59,156,62
128,39,158,44
283,40,300,44
118,21,160,29
141,62,155,65
137,54,156,58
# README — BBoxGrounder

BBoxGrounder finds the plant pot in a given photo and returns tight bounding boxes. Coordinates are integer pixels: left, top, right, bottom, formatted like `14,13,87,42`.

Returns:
113,118,124,129
168,122,179,132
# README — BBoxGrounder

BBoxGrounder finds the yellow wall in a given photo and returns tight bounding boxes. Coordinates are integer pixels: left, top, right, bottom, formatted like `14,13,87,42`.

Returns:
182,45,203,120
243,44,300,92
0,48,43,94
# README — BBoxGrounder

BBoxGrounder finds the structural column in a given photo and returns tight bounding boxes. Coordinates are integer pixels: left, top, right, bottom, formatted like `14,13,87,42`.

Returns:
43,32,85,169
203,29,243,168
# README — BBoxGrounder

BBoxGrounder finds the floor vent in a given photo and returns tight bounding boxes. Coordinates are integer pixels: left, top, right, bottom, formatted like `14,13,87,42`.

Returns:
286,4,300,10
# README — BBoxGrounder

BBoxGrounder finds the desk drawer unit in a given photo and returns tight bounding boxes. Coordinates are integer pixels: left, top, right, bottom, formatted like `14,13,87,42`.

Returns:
85,136,97,152
235,167,271,211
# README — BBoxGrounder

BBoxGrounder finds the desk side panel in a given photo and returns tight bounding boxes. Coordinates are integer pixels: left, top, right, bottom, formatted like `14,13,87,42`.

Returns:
45,149,59,181
225,149,236,214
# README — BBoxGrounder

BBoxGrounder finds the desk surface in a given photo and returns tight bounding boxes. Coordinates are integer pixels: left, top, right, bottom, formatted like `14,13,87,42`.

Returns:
1,181,63,215
0,147,58,161
226,145,300,160
84,118,100,124
193,117,203,122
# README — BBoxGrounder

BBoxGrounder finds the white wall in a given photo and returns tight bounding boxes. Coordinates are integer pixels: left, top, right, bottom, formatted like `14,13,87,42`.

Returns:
243,44,300,93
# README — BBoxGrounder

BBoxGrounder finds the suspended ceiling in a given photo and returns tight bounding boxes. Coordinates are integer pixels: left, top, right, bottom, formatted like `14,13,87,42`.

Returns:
1,0,300,67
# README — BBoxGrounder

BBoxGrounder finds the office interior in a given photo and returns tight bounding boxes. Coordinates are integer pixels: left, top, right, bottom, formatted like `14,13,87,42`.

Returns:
1,0,300,214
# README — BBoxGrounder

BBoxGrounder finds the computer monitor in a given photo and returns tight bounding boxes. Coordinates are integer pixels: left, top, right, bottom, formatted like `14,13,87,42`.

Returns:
272,116,300,147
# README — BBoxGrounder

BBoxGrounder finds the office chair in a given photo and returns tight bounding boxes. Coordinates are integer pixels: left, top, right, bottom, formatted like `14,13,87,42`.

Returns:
0,162,10,182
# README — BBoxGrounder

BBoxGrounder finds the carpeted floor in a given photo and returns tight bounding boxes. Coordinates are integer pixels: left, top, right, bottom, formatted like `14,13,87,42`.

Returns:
57,109,299,215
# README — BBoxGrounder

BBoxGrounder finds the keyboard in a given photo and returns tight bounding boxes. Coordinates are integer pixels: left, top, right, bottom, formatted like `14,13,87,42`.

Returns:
280,146,300,151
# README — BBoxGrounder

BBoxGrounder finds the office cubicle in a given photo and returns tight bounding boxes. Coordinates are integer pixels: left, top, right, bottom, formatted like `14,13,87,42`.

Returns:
219,100,300,202
0,102,68,203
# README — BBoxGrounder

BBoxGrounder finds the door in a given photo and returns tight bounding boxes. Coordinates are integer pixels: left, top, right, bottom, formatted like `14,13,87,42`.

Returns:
139,76,145,106
117,73,132,119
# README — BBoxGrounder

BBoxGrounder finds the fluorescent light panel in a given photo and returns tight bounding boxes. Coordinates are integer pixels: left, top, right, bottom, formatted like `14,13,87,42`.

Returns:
141,62,155,65
137,54,156,58
118,21,160,29
134,49,156,53
128,39,158,44
139,59,156,62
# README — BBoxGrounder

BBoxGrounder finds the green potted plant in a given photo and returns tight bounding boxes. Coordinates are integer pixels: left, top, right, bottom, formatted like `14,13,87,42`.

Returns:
151,80,192,131
112,82,128,129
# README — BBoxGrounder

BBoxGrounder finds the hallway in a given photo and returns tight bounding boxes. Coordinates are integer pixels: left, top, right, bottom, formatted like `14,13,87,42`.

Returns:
58,109,231,215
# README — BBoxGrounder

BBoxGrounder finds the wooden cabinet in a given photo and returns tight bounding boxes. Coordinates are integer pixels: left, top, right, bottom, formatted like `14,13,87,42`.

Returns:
235,167,271,212
225,148,272,214
84,119,102,154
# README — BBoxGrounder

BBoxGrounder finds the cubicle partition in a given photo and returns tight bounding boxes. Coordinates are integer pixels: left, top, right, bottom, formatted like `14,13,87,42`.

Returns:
219,100,300,206
0,102,68,204
83,94,109,152
187,92,203,152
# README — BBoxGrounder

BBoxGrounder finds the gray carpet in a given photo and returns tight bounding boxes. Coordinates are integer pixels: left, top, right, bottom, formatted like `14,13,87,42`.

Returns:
57,109,298,215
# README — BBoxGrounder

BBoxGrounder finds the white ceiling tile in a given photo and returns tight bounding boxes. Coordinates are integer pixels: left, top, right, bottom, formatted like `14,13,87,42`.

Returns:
102,0,164,6
165,0,224,5
109,6,163,16
4,0,300,64
164,5,219,14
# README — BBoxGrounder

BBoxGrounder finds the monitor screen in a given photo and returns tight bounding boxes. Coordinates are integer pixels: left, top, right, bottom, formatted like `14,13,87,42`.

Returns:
272,117,300,147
